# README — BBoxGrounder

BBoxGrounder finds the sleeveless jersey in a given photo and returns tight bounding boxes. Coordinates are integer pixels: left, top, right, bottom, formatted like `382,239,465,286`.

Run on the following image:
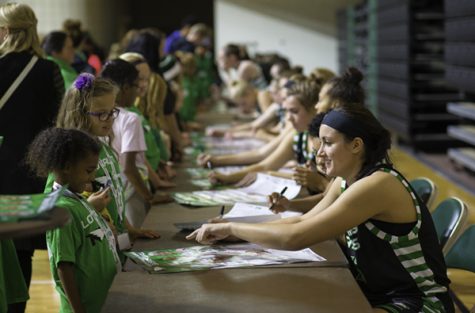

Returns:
342,166,452,312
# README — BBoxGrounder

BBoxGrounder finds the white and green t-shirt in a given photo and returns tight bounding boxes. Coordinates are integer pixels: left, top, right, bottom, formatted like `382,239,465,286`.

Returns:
47,186,120,313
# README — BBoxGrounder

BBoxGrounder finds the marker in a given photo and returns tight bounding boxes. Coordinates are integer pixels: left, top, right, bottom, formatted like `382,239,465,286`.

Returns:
219,205,225,218
269,186,288,211
207,161,212,169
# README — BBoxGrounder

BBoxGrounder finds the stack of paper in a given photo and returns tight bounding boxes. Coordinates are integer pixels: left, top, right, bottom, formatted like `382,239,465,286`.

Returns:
173,173,301,206
126,243,325,273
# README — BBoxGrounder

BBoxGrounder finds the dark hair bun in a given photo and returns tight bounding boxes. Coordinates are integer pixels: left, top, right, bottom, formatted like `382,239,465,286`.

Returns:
343,67,363,85
308,113,326,137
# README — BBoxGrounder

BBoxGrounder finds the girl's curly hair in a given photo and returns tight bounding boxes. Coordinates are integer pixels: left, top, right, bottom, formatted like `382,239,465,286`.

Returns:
26,128,100,178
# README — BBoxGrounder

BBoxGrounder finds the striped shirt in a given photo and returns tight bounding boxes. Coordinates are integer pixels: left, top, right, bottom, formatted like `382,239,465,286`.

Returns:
342,166,452,312
292,131,313,165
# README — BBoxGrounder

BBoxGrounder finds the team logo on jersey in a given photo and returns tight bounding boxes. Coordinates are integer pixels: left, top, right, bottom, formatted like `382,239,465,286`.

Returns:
86,228,105,246
346,227,361,251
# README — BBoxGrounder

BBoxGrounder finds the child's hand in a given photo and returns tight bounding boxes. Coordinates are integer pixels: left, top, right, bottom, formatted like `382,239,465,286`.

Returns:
87,187,111,212
149,170,176,190
129,227,160,241
157,162,176,180
149,191,173,205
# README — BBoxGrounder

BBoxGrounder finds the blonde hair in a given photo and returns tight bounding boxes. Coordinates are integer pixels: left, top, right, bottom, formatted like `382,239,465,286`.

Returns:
0,3,42,57
310,68,335,85
119,52,162,127
229,79,254,100
238,60,262,82
188,23,209,38
137,72,167,129
56,76,119,132
288,73,307,83
287,79,321,111
119,51,146,65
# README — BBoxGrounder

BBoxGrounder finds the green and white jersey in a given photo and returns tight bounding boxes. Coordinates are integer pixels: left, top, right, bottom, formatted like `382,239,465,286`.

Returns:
343,167,452,312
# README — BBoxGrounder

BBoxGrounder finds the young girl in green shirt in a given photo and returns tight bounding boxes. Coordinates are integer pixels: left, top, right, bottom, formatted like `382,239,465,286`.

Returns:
27,128,120,313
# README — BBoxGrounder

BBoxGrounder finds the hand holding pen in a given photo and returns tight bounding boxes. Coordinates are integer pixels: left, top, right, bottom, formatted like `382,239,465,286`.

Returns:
268,187,288,214
208,205,226,223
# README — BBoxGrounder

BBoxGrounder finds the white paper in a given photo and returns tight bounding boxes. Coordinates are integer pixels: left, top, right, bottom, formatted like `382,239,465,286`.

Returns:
224,202,300,220
238,173,301,200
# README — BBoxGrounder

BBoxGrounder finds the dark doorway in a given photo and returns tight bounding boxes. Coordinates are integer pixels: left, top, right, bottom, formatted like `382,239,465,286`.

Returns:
126,0,214,35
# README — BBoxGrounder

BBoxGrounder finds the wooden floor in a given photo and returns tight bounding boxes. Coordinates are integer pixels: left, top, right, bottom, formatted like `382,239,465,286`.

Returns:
26,250,60,313
25,147,475,313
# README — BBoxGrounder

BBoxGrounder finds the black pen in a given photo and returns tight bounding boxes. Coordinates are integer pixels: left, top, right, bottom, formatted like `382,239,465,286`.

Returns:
219,205,225,218
269,186,288,211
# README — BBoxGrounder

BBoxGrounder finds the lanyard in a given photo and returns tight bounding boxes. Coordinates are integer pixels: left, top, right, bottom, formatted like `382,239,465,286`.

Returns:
99,145,125,221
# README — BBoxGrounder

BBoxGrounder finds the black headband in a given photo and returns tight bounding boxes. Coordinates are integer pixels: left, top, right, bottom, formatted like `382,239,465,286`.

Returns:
321,110,370,142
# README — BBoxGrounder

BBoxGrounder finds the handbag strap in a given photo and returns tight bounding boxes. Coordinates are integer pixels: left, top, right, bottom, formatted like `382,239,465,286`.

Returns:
0,55,39,111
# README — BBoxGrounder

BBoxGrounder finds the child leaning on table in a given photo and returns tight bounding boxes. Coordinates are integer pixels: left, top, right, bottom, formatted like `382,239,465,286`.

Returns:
100,59,172,228
26,128,120,313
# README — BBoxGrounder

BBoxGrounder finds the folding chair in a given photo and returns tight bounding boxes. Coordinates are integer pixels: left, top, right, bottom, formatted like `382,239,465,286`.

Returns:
409,177,437,208
445,225,475,313
431,197,468,255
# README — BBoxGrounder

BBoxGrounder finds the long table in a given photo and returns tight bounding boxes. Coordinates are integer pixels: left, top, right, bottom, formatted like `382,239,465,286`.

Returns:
104,110,372,312
102,164,373,312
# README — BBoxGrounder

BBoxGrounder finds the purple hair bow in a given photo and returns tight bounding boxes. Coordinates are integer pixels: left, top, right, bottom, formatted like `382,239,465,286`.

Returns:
74,73,95,91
